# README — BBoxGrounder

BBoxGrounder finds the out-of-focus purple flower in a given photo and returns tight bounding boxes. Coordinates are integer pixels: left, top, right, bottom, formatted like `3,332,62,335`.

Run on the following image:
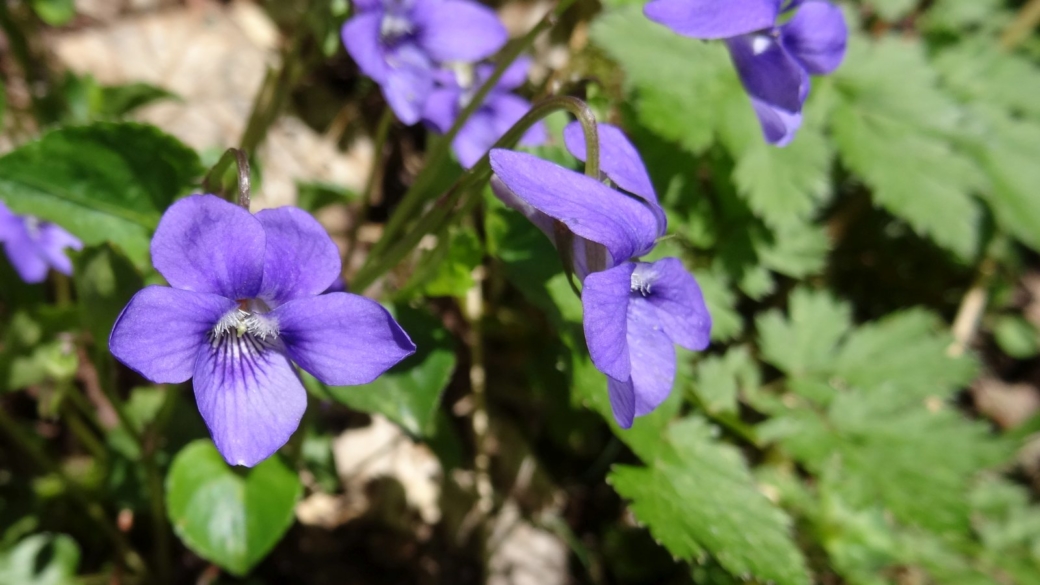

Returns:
423,58,547,168
0,201,82,283
644,0,847,145
489,123,711,427
109,195,415,467
342,0,507,124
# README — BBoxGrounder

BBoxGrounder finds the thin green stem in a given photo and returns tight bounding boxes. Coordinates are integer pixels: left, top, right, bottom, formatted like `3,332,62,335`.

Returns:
345,108,395,266
370,0,578,261
0,407,146,575
353,95,597,291
202,148,252,208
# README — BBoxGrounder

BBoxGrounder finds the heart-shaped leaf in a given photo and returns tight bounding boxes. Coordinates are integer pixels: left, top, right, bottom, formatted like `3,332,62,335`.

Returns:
165,440,301,576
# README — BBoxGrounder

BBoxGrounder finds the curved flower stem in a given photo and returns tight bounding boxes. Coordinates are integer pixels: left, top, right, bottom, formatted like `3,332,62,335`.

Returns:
369,0,580,262
203,148,252,210
352,96,598,291
345,108,395,269
0,406,147,576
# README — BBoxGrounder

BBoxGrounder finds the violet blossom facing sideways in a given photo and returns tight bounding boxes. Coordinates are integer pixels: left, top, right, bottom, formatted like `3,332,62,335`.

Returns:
342,0,507,124
109,195,415,466
0,201,82,283
644,0,847,146
489,122,711,427
423,57,547,168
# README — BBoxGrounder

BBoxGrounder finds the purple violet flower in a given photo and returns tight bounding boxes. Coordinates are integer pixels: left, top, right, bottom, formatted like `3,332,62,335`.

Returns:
489,123,711,427
644,0,847,146
423,58,547,168
342,0,508,125
0,201,82,283
109,195,415,466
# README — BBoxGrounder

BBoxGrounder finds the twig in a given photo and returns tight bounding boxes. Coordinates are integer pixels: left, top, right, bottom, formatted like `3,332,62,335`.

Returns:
1000,0,1040,50
948,257,998,357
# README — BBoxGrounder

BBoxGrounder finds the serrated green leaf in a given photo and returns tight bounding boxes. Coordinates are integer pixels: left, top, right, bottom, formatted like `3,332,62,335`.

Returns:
307,305,454,436
935,40,1040,120
0,122,202,267
0,534,79,585
832,309,976,401
755,223,831,278
694,346,759,414
693,267,743,342
922,0,1003,31
166,440,301,576
832,37,984,258
591,8,731,155
610,417,810,585
757,288,852,378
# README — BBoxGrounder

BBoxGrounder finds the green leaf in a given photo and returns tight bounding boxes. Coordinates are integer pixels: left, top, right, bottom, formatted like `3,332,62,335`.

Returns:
296,181,356,213
693,268,743,342
591,8,731,155
414,226,483,298
756,288,852,379
755,223,831,278
763,386,1009,534
166,440,301,576
993,315,1040,359
832,37,985,258
935,40,1040,120
96,82,179,119
28,0,75,26
863,0,917,21
0,122,202,267
694,346,759,414
0,534,79,585
610,417,810,585
307,305,455,436
832,309,976,401
922,0,1003,31
71,244,143,352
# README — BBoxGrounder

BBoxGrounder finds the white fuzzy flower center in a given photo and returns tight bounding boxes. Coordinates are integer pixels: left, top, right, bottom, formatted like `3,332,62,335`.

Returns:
210,300,279,347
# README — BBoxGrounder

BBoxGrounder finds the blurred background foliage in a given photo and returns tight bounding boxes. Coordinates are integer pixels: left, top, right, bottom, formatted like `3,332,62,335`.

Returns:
2,0,1040,584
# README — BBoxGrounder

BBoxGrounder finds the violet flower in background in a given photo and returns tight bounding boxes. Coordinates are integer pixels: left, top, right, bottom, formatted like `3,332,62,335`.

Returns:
342,0,507,124
644,0,847,145
109,195,415,467
423,58,547,168
0,201,82,284
490,123,711,427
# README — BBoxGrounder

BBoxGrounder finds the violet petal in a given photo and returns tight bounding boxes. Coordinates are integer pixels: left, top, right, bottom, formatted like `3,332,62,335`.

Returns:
274,292,416,386
581,262,635,381
781,0,848,75
193,338,307,467
255,207,341,306
109,286,235,383
151,195,266,300
635,258,711,351
644,0,780,39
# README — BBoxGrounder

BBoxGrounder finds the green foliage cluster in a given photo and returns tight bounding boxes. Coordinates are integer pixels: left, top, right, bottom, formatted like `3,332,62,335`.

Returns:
1,0,1040,583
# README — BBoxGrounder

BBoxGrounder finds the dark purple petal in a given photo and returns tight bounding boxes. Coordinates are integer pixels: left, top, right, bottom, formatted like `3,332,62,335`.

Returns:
644,0,780,39
2,230,49,283
193,337,306,467
151,195,266,300
607,376,636,429
110,286,234,383
626,299,676,416
413,0,506,63
781,1,847,75
582,262,635,381
342,12,389,83
274,293,415,386
489,149,660,267
726,32,805,114
636,259,711,351
423,87,461,134
255,207,341,306
454,109,500,168
35,223,82,277
383,51,435,125
750,97,802,146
